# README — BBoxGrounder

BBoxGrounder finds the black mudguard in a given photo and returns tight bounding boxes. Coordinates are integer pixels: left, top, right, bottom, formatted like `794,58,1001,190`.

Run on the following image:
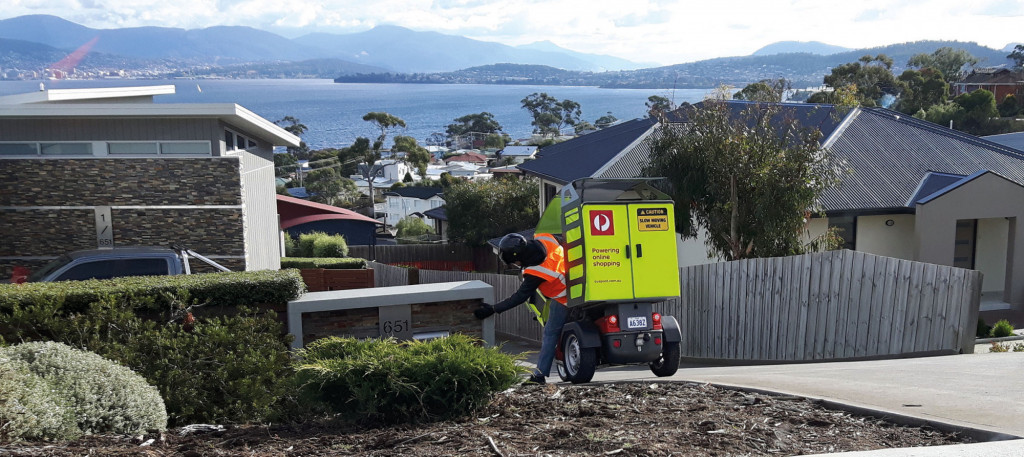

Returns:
562,320,602,348
661,315,682,343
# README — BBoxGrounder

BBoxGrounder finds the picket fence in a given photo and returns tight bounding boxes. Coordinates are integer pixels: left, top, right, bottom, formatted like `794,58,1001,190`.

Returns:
370,250,983,362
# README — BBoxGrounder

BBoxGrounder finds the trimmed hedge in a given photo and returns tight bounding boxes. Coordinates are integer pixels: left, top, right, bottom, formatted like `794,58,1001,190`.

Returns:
294,335,526,424
280,258,367,270
0,269,306,316
2,342,167,438
294,232,349,258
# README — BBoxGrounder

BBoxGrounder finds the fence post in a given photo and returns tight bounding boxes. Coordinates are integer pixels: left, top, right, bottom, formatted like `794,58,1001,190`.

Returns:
408,267,420,285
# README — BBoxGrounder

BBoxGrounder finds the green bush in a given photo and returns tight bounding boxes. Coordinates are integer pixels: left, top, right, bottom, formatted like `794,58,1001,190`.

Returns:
312,235,349,258
2,342,167,436
283,233,299,257
0,273,302,426
294,335,526,424
0,269,305,318
0,357,79,442
280,258,367,269
977,319,992,338
991,319,1015,338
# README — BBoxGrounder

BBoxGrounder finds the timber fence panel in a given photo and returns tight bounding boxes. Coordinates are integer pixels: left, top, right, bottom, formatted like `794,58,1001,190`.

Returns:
678,250,980,363
367,261,411,287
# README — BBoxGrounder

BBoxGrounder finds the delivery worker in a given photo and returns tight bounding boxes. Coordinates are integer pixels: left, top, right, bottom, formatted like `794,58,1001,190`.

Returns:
474,232,567,384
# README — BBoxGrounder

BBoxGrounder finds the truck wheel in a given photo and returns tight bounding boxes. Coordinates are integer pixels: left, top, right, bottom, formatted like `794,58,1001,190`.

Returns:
649,341,680,377
563,331,596,384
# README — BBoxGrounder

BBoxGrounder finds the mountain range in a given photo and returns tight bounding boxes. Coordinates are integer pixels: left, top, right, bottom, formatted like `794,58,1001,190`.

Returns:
0,14,1019,88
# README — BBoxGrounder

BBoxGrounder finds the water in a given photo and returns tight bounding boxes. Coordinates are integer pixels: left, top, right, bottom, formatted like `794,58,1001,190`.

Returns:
0,79,714,149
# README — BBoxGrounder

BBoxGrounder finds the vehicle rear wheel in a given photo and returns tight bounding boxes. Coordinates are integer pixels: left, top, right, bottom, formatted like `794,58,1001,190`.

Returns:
649,341,680,377
562,331,596,384
555,360,569,382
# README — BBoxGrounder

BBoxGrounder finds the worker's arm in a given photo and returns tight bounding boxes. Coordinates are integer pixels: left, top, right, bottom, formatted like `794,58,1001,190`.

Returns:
493,274,545,313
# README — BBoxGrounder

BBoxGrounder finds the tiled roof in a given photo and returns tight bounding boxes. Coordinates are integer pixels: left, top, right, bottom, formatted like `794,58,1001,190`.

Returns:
517,118,657,184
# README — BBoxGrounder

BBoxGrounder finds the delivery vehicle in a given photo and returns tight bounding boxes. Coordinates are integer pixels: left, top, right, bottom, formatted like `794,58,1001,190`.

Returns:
12,246,229,283
529,178,683,384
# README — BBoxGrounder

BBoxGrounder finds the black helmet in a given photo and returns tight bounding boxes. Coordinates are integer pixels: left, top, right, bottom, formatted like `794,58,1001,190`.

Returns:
498,233,529,265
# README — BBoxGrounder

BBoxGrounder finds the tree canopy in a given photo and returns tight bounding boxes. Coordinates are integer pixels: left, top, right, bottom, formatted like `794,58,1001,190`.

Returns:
1010,44,1024,69
444,178,539,246
521,93,582,136
395,217,435,244
646,100,842,260
595,112,618,129
392,135,432,178
907,47,979,83
305,168,356,207
445,112,503,137
895,68,948,115
646,95,672,118
733,79,788,102
818,55,903,107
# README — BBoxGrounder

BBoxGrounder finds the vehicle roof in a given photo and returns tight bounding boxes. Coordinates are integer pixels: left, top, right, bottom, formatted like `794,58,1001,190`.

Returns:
64,246,179,260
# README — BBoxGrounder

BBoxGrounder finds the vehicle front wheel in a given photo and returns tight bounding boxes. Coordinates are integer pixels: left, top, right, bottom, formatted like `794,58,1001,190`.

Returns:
562,331,596,384
649,341,680,377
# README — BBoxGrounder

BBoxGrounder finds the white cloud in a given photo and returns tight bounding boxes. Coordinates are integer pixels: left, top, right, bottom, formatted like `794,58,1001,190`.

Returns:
1,0,1021,65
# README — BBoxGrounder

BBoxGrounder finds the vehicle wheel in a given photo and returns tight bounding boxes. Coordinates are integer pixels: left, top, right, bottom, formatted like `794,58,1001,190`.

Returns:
555,360,569,382
562,331,596,384
650,341,680,377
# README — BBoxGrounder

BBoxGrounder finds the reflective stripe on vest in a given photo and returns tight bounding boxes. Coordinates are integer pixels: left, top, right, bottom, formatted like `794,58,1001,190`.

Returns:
524,233,567,305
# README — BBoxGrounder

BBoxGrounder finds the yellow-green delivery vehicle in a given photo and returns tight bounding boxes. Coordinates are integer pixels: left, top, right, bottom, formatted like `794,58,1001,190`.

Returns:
539,178,682,384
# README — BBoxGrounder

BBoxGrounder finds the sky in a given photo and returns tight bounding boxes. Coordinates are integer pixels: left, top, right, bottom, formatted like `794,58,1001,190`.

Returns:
2,0,1022,65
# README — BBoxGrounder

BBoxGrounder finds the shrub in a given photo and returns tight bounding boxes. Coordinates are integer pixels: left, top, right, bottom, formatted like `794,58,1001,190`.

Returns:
977,319,992,338
294,335,526,424
280,258,367,269
312,234,349,258
991,319,1015,338
0,269,305,318
283,232,299,257
396,217,434,244
0,357,79,442
1,342,167,436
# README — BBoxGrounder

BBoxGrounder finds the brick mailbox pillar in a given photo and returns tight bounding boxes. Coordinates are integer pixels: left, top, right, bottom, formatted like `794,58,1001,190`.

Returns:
286,280,495,348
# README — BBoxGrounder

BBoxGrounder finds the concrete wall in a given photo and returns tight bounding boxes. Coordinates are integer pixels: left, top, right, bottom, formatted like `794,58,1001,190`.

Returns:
856,214,916,260
917,173,1024,307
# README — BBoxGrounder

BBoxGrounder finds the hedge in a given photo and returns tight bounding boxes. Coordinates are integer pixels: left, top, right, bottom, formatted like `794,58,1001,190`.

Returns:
280,258,367,270
0,269,306,316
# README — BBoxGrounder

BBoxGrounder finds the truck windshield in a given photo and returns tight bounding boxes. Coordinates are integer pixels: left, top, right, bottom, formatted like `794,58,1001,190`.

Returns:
26,255,73,282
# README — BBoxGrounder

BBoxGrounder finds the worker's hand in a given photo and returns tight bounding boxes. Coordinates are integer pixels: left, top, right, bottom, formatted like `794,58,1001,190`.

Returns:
473,303,496,320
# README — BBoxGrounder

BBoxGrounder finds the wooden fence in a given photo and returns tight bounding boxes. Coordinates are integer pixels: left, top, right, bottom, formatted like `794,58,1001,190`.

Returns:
666,250,982,362
371,250,982,361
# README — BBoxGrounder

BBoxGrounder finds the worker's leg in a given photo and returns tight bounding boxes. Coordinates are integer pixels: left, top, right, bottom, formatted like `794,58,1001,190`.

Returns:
534,302,568,377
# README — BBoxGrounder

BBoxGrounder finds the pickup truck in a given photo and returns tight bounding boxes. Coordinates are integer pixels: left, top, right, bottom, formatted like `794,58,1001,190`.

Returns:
12,246,229,283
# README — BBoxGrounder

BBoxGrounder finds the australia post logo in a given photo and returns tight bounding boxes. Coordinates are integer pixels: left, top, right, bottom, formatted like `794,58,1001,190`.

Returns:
590,210,615,236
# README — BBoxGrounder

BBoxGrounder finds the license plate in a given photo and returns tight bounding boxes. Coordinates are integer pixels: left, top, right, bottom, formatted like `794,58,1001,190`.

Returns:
626,316,647,329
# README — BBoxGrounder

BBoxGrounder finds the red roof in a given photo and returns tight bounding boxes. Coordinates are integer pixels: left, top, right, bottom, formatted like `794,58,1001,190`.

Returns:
446,151,488,164
276,194,382,229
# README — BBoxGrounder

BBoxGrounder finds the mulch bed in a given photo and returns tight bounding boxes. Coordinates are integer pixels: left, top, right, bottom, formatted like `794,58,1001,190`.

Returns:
1,382,971,456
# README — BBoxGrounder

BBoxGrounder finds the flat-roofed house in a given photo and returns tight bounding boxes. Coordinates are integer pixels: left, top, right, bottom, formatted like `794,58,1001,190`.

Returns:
0,85,300,277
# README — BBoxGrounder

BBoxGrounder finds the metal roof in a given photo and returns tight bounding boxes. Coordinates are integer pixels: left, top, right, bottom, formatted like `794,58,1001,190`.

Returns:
984,132,1024,153
905,171,966,207
517,118,657,184
383,187,444,199
819,108,1024,212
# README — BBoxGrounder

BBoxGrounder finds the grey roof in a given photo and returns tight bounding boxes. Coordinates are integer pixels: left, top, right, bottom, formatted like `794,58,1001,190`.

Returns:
423,206,447,221
906,171,966,207
383,187,444,199
915,170,991,205
820,108,1024,212
984,132,1024,153
517,118,657,184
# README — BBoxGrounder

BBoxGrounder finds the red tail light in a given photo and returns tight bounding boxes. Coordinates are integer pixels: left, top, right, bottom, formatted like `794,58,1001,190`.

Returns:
612,339,621,348
652,312,663,330
596,315,621,334
655,337,662,345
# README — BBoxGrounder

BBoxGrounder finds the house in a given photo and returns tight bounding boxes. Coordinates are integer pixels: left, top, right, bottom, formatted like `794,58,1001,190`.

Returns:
952,68,1024,101
276,194,383,246
422,206,449,241
0,85,300,277
349,159,413,196
518,101,1024,311
498,145,538,164
381,187,444,227
445,150,488,166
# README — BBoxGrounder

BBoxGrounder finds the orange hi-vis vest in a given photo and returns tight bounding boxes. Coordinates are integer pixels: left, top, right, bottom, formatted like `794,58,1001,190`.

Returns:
524,233,568,305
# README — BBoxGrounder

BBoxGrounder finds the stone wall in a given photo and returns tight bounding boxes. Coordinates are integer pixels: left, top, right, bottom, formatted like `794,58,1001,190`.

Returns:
0,157,247,278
